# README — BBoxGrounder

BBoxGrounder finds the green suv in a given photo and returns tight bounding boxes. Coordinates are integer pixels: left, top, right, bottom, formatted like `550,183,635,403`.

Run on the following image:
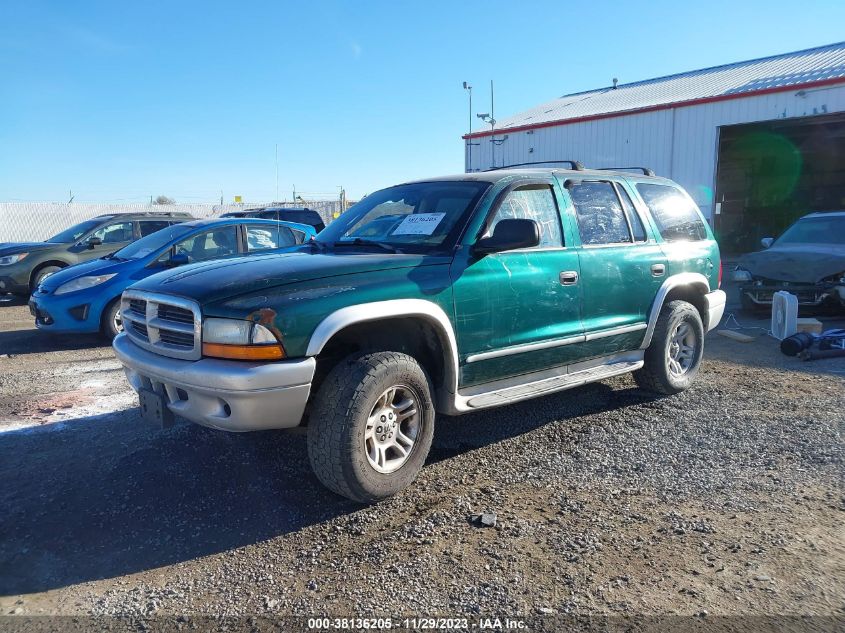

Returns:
0,211,193,295
113,167,725,502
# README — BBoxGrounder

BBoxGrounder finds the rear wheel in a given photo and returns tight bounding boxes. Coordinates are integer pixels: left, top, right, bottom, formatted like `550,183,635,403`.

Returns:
307,351,435,503
100,298,123,340
634,300,704,395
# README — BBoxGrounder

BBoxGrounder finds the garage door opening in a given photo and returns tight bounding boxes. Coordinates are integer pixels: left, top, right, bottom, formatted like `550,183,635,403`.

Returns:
713,112,845,255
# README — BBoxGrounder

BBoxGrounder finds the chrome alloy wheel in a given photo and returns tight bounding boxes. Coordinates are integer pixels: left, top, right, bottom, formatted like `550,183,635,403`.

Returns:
667,321,697,377
364,384,421,474
113,309,123,333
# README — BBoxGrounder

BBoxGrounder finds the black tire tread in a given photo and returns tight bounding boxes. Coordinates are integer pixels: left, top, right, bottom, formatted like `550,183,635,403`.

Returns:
307,351,432,503
634,300,702,395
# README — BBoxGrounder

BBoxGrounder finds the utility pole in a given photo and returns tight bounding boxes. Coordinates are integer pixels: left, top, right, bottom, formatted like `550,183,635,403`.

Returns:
463,82,472,172
275,144,279,202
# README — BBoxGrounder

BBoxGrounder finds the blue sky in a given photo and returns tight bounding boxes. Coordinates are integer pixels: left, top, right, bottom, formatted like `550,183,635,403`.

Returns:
1,0,843,203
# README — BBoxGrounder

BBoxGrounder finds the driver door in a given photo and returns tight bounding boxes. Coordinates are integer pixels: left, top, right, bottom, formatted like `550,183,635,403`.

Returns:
450,181,584,388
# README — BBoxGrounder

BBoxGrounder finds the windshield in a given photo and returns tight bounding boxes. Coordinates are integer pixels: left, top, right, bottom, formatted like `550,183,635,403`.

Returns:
111,223,194,260
775,215,845,246
46,219,102,243
316,181,490,253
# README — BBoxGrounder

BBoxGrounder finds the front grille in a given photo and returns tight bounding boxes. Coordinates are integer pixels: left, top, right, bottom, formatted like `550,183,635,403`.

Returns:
121,290,201,360
158,304,194,324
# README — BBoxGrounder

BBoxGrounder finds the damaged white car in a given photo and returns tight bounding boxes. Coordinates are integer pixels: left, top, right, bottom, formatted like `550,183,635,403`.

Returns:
733,211,845,312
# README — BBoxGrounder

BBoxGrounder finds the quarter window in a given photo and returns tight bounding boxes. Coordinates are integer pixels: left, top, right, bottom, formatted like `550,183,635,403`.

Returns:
568,181,632,245
636,184,707,242
486,185,562,248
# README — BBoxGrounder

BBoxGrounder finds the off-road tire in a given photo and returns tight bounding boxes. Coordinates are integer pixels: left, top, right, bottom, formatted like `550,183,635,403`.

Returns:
307,351,435,503
101,298,122,340
30,265,62,292
634,300,704,395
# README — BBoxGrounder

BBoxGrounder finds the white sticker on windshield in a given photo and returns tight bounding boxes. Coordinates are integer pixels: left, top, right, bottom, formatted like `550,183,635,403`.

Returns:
391,213,446,236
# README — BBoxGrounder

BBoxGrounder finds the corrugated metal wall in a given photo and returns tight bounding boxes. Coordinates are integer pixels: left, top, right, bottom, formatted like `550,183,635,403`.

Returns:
0,201,342,242
466,84,845,219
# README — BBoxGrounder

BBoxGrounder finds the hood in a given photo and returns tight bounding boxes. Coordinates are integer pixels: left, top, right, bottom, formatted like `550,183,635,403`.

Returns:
38,257,129,291
0,242,53,256
738,244,845,283
131,251,450,305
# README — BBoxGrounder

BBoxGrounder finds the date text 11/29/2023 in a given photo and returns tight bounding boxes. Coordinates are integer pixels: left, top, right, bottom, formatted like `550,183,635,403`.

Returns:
306,617,528,630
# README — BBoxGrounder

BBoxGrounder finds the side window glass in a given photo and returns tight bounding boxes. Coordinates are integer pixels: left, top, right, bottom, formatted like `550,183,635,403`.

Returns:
636,184,708,242
139,220,170,237
486,185,562,248
92,221,134,244
615,185,647,242
246,226,296,251
568,181,632,245
174,227,238,262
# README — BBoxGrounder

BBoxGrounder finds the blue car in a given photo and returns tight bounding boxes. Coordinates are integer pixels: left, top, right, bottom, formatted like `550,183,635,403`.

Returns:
29,218,316,338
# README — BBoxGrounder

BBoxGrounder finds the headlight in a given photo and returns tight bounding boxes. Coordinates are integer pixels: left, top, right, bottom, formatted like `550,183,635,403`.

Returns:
202,317,285,360
731,267,753,283
0,253,27,266
54,273,117,295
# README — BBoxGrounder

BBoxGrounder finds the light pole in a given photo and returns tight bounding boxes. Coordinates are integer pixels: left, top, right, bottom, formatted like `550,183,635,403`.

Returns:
477,112,495,168
462,82,472,172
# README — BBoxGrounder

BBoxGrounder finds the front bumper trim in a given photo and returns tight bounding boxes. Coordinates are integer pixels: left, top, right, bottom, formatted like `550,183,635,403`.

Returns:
113,333,315,432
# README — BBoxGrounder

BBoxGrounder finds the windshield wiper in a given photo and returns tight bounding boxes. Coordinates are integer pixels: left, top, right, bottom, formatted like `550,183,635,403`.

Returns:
309,240,332,253
332,239,402,254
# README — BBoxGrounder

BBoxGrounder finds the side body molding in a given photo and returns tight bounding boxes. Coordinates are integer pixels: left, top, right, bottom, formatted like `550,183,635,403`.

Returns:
305,299,461,410
640,272,710,349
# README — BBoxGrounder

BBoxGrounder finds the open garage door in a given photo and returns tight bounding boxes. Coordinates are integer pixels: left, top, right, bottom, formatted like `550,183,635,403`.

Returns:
714,112,845,255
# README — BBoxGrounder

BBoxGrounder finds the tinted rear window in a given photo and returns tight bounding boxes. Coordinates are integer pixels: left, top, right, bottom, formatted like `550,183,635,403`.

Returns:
636,184,708,242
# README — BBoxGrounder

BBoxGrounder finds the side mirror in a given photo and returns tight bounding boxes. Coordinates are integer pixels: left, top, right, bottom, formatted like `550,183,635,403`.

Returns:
761,237,774,249
474,219,540,255
87,237,103,249
166,253,190,268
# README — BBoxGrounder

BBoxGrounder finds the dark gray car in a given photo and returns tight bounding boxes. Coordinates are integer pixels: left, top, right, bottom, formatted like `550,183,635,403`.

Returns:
732,211,845,312
0,212,193,296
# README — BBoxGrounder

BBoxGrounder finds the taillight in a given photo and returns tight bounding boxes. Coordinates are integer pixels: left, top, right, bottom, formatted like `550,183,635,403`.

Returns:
718,260,723,289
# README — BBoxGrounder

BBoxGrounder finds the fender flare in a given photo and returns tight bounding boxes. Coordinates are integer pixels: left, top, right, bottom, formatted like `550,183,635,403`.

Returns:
640,272,710,349
305,298,461,404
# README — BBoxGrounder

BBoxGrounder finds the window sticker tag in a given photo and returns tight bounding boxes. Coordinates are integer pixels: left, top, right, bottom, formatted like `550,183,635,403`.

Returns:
391,213,446,236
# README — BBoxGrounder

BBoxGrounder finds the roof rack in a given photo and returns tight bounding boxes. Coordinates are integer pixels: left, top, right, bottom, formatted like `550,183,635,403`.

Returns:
485,160,585,172
597,166,656,176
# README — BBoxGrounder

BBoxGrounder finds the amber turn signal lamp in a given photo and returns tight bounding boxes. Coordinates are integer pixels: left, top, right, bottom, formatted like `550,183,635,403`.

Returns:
201,342,285,361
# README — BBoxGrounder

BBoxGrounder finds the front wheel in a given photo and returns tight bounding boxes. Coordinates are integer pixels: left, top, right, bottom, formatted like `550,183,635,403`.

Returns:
100,298,123,340
634,300,704,395
307,351,435,503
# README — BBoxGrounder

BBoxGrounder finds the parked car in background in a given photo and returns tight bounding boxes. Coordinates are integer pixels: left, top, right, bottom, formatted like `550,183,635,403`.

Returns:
732,211,845,312
220,207,326,232
29,218,315,339
0,212,194,296
113,167,725,502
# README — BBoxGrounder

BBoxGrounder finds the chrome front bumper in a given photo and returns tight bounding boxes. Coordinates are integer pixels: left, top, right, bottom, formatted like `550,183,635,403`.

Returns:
113,333,315,432
704,289,727,332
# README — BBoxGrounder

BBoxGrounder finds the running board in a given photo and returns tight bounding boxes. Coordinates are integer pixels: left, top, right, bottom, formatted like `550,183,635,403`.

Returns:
462,359,643,409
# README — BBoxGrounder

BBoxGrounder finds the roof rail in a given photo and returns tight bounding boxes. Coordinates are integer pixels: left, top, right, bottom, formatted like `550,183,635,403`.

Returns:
485,160,585,172
597,166,656,176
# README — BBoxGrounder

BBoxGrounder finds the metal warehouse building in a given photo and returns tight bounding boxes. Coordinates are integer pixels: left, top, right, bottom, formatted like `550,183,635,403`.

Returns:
463,42,845,253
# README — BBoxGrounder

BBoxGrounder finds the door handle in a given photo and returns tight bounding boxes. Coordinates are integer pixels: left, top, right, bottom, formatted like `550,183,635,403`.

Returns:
559,271,579,286
651,263,666,277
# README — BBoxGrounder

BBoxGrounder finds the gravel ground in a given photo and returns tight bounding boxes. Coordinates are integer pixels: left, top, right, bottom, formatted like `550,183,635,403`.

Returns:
0,289,843,625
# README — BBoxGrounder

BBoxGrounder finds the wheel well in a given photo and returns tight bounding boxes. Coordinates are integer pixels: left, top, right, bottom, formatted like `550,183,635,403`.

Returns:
663,285,708,328
312,317,448,397
30,260,68,287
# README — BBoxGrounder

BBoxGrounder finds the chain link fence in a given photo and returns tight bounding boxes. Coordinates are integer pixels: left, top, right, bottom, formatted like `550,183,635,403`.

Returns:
0,200,346,242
